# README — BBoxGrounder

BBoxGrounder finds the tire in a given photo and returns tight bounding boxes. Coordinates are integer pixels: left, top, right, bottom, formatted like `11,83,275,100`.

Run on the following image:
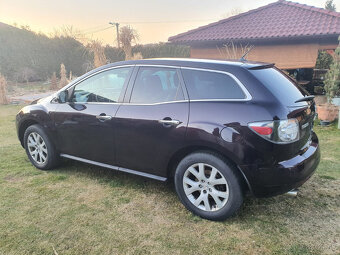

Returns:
174,151,243,221
24,124,60,170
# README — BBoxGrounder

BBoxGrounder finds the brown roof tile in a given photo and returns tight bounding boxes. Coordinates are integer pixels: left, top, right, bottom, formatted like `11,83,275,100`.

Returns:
168,0,340,43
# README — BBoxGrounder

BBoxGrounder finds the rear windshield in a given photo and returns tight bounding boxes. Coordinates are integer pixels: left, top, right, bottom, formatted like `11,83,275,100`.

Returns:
250,68,306,106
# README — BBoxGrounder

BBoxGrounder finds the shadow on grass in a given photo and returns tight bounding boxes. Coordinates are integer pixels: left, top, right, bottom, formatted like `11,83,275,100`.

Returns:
55,158,173,193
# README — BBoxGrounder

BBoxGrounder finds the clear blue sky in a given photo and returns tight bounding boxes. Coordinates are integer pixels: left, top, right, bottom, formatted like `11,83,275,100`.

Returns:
0,0,338,45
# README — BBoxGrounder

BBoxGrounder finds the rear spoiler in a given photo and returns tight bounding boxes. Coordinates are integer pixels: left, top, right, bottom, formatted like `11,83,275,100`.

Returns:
248,63,275,70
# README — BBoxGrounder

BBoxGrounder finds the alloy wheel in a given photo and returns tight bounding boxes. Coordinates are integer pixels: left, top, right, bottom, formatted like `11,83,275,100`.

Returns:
183,163,229,212
27,132,48,165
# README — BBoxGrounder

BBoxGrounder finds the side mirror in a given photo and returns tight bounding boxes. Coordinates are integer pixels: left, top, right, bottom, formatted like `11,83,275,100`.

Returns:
58,90,68,103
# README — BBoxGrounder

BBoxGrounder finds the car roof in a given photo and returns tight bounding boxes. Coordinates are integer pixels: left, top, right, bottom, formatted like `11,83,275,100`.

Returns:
98,58,273,70
65,58,273,90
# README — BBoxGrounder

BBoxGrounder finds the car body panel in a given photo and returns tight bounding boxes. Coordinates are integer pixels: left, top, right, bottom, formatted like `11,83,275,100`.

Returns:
16,58,320,198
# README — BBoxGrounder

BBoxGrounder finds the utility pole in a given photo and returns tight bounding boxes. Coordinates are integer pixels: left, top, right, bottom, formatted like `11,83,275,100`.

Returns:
109,22,120,48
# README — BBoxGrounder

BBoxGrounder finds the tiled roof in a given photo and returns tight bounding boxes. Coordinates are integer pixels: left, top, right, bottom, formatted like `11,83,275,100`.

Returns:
168,0,340,43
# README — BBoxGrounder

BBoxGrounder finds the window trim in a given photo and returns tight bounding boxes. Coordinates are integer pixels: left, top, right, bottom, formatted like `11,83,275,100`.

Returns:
126,66,188,105
55,64,252,105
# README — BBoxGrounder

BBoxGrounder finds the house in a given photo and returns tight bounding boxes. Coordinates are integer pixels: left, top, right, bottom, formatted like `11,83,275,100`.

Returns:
168,0,340,70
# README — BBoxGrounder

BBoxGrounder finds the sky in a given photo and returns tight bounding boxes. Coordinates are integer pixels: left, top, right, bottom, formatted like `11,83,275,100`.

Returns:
0,0,339,45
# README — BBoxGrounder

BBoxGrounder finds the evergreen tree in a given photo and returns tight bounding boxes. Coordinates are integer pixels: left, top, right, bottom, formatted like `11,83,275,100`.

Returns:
325,0,336,11
324,37,340,101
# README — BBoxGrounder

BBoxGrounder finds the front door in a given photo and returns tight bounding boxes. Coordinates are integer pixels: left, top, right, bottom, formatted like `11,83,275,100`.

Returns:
54,66,133,165
114,66,189,178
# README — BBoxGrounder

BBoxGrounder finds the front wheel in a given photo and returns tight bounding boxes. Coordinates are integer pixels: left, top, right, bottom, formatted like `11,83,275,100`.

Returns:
174,152,243,221
24,124,60,170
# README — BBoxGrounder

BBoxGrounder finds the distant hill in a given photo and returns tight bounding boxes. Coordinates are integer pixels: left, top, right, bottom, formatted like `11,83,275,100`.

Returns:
0,22,89,82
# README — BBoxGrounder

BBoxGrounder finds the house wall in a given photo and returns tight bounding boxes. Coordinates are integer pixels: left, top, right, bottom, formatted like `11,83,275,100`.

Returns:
190,43,337,69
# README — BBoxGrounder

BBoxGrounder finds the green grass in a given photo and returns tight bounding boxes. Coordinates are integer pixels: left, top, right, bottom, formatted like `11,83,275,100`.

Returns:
0,105,339,255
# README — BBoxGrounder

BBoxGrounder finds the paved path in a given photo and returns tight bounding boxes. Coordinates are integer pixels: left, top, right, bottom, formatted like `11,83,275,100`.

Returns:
10,92,55,103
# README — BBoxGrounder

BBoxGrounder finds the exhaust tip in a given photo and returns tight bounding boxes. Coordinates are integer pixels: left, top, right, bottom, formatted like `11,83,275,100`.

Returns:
286,189,298,197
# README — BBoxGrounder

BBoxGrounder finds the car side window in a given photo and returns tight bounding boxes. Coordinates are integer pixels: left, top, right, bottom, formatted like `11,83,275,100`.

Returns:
130,67,184,104
71,67,132,103
181,69,246,100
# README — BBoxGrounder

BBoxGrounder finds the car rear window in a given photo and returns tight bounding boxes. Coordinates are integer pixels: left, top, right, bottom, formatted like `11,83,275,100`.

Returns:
181,69,246,100
250,68,306,106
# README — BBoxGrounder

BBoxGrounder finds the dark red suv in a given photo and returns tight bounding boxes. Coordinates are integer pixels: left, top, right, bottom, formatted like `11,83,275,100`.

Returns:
16,58,320,221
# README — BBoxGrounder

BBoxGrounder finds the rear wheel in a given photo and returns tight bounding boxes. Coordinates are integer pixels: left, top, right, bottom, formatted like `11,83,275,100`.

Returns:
24,124,60,170
174,152,243,221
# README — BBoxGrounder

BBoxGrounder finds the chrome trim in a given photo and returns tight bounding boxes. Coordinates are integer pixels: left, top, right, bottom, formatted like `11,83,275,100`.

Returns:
60,154,167,181
158,119,181,126
121,100,188,106
96,115,112,121
61,63,252,104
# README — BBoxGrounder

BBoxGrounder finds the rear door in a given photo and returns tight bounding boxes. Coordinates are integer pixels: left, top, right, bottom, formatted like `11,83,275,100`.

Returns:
54,66,133,165
114,66,189,178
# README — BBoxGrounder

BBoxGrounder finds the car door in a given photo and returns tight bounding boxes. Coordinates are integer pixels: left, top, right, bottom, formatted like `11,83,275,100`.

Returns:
114,66,189,178
54,66,133,165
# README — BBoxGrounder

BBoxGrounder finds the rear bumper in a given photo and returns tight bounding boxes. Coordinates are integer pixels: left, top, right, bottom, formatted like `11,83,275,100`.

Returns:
241,131,320,197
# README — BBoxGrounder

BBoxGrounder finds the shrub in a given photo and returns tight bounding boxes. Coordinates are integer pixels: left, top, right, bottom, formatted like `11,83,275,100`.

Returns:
324,37,340,101
0,73,9,104
59,63,68,89
50,72,58,90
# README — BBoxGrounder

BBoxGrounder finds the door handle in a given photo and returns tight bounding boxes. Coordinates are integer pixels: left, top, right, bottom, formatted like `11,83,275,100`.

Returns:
158,119,181,127
96,114,112,121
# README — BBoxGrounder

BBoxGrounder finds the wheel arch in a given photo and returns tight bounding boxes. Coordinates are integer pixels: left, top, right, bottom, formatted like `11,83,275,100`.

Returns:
166,145,253,194
18,119,39,147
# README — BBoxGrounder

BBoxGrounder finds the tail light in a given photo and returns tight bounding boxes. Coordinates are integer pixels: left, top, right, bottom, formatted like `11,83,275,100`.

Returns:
248,118,299,144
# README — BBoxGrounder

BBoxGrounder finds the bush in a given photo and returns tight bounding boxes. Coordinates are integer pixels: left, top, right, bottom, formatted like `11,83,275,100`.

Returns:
0,73,9,104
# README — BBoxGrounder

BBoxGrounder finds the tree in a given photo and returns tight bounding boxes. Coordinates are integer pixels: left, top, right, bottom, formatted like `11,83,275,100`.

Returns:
50,72,58,90
88,40,107,68
324,37,340,101
131,52,143,60
218,41,253,60
0,73,9,104
315,50,333,69
325,0,336,11
59,63,68,89
119,26,139,60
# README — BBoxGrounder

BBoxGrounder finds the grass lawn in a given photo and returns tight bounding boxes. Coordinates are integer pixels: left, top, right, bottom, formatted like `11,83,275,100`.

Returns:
0,104,339,255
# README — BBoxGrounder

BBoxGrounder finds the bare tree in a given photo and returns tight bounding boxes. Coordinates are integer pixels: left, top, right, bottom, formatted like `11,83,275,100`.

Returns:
131,52,143,60
119,26,139,60
51,25,81,39
59,63,68,89
221,7,243,19
218,41,253,60
88,40,107,68
0,73,9,105
50,72,58,90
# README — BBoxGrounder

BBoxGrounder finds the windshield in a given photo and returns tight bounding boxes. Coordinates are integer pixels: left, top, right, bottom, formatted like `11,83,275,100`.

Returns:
250,68,307,106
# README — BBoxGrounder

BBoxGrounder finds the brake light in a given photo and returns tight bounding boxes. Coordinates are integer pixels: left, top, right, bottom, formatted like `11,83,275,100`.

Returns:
249,126,273,135
248,118,299,144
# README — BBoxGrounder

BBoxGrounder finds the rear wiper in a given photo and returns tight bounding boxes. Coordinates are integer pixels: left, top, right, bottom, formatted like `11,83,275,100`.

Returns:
295,95,315,103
